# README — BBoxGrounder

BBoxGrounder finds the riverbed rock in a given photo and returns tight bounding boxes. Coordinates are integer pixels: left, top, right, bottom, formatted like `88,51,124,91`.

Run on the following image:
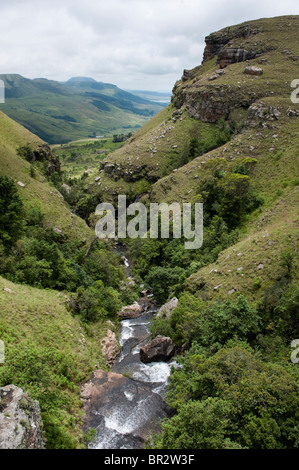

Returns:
81,370,169,448
157,297,178,319
0,385,44,449
140,336,176,364
118,301,143,320
100,328,118,365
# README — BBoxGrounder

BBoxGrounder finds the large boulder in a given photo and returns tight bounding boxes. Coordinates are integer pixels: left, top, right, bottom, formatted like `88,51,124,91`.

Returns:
0,385,44,449
140,336,176,364
157,297,178,319
118,301,143,320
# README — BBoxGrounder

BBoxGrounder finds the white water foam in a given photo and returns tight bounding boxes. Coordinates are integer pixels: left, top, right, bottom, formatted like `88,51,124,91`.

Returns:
120,320,134,345
132,361,172,384
103,397,152,436
124,390,134,401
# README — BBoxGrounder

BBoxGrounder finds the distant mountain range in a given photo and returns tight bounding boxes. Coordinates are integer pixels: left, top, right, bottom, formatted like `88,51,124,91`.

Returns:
0,74,167,144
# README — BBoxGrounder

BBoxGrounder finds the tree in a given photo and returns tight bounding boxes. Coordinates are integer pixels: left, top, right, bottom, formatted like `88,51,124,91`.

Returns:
0,176,24,249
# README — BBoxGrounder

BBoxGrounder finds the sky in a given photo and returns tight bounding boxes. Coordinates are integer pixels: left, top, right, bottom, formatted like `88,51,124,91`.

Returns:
1,0,299,92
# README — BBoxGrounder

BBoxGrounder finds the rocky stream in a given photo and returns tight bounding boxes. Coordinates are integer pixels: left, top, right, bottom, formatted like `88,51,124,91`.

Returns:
82,249,177,449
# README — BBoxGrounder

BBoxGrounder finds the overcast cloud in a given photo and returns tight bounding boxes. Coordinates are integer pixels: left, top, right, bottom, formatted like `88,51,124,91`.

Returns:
1,0,299,91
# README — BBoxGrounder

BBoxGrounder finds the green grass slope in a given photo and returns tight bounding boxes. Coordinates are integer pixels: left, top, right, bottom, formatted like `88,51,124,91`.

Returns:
0,110,92,241
0,275,108,448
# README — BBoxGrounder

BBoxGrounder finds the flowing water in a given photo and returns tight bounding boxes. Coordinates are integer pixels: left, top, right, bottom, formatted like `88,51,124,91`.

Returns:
88,252,176,449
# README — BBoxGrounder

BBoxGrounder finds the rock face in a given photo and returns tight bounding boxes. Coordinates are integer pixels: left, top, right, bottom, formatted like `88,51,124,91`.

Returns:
23,144,61,176
203,23,260,66
118,301,143,320
219,48,257,68
0,385,44,449
140,336,176,364
157,297,178,319
100,160,159,183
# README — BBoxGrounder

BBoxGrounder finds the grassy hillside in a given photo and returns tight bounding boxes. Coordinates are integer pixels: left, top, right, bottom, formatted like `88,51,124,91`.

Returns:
0,75,165,144
0,111,135,448
0,111,91,241
0,275,108,448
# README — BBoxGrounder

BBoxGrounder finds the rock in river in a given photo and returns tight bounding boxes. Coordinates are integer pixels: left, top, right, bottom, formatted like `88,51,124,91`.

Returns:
118,301,143,320
140,336,176,364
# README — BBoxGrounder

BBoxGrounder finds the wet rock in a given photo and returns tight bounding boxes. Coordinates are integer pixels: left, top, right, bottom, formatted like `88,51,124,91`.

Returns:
119,302,143,320
81,370,169,448
0,385,44,449
140,336,176,364
157,297,178,319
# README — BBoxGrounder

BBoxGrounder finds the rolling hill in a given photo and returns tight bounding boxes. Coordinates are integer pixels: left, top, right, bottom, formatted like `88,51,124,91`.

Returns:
0,75,165,144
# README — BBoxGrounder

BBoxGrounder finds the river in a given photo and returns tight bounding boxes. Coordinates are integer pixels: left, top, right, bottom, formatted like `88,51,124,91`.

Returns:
85,252,176,449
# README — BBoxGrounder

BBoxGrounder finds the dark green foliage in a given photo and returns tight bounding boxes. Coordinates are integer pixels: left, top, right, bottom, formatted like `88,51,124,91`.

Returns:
149,397,237,449
17,144,33,162
0,176,25,249
0,202,126,298
200,169,263,229
71,281,122,323
151,293,261,348
258,282,299,341
279,248,295,277
145,266,186,304
154,346,299,449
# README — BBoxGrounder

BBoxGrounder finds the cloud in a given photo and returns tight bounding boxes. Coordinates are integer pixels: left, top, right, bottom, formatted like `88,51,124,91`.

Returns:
1,0,299,90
